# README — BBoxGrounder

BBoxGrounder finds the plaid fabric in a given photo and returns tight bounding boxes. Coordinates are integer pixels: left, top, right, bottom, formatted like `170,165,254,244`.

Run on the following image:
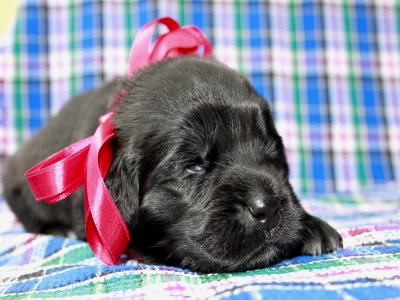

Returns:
2,2,400,299
0,184,399,299
0,1,400,195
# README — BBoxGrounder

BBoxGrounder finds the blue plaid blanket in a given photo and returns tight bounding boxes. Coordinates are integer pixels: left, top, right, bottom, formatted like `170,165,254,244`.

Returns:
0,184,399,299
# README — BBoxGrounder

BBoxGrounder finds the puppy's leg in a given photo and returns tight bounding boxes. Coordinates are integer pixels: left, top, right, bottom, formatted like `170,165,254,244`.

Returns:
4,181,44,233
3,150,73,236
71,187,86,240
300,213,343,256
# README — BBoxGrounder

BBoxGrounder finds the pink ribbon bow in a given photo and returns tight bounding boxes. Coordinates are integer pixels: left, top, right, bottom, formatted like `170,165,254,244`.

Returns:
25,17,212,265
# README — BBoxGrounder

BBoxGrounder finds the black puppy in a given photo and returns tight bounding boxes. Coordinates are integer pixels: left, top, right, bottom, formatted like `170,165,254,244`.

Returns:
4,57,342,273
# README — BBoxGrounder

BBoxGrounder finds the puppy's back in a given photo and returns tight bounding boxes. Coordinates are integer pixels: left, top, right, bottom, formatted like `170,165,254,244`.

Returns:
3,80,116,234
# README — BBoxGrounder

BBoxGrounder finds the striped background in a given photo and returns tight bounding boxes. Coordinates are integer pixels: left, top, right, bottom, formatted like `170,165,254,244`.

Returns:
1,0,400,195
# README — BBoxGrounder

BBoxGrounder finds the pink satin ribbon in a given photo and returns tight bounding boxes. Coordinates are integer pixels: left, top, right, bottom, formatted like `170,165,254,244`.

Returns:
25,17,212,265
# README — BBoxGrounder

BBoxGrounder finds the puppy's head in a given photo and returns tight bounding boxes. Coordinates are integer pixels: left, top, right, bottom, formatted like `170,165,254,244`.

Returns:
107,57,304,272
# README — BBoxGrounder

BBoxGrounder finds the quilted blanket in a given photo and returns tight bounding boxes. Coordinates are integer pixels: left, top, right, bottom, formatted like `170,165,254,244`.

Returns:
1,183,399,299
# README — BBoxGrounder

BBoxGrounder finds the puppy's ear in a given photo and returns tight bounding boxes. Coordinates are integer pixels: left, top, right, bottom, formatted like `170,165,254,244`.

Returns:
259,103,290,179
105,149,140,230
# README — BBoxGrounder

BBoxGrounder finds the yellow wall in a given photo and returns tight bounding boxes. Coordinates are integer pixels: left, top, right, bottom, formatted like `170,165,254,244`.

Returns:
0,1,19,40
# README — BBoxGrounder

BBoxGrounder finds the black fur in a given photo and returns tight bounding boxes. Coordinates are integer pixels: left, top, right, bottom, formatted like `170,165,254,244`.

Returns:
3,57,342,273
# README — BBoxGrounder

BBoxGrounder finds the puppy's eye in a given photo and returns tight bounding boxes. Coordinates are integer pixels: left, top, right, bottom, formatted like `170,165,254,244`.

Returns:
186,164,204,174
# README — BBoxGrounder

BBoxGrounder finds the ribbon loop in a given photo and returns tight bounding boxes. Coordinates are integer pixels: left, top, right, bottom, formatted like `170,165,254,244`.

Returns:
26,137,92,203
149,26,210,61
128,17,212,76
25,17,213,265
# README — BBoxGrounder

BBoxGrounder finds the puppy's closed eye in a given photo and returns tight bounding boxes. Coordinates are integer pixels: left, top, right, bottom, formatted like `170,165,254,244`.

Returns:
186,163,204,174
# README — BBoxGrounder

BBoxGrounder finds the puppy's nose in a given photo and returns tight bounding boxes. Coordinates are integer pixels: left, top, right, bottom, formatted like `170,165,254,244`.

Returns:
248,198,281,231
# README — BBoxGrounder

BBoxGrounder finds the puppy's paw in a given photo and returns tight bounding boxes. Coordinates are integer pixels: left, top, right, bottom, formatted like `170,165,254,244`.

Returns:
301,214,343,256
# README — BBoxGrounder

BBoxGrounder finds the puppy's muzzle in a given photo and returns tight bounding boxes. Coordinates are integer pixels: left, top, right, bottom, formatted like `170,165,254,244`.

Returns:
248,197,281,231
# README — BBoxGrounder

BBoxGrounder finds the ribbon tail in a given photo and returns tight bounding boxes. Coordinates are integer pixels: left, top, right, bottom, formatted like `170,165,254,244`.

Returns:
84,112,130,265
